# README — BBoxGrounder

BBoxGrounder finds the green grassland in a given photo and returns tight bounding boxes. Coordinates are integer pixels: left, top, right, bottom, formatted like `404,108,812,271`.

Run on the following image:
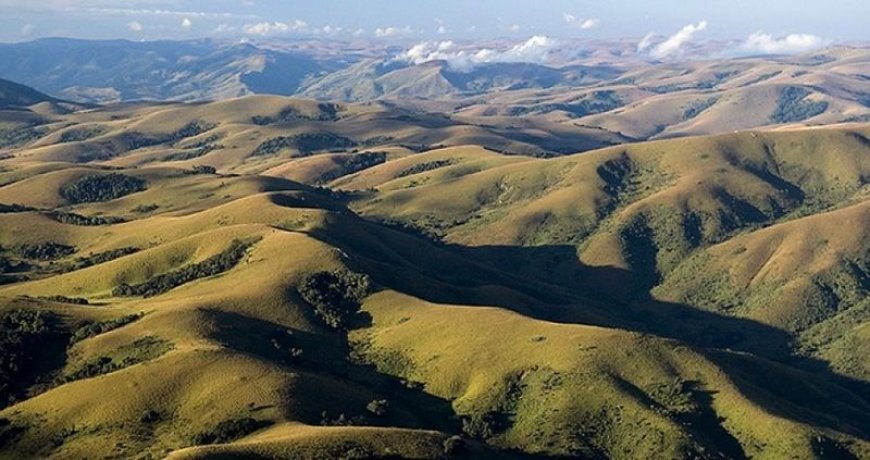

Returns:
0,96,867,459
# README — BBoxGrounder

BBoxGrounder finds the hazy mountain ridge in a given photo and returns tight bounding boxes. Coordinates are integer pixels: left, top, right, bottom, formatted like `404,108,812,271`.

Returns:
1,38,866,147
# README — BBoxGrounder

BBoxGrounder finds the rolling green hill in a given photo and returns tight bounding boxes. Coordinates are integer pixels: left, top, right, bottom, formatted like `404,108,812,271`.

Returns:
0,94,868,459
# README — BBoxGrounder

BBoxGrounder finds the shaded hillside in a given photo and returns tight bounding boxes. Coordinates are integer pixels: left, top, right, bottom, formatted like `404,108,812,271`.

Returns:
348,126,870,381
0,79,58,109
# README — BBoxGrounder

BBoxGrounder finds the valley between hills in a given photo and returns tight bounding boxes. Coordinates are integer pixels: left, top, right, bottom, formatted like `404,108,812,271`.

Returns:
0,44,868,459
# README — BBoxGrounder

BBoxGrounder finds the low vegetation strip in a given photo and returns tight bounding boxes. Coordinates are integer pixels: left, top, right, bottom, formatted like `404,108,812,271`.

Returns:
56,336,172,384
113,239,257,298
58,247,140,273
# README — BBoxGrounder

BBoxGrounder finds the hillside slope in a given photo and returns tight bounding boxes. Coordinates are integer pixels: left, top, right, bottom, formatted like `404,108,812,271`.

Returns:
0,100,868,458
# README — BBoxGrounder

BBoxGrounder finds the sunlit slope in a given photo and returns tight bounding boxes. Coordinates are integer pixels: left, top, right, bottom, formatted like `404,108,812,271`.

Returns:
1,94,622,172
352,291,869,458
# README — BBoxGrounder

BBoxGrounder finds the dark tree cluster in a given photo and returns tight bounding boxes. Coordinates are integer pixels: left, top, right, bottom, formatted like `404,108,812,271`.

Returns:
508,91,622,118
770,86,829,123
192,418,271,445
396,159,456,178
38,295,89,305
0,126,47,149
682,97,719,121
70,313,143,343
297,271,372,330
11,242,76,261
59,173,146,204
360,135,396,147
318,152,387,183
113,239,255,298
319,411,367,427
112,121,218,152
252,133,357,157
0,203,37,213
251,103,341,125
181,165,217,175
58,127,106,144
0,310,67,407
49,211,126,226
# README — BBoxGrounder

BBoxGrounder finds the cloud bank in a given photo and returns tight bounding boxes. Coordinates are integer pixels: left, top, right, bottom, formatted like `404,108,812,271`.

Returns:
563,13,599,30
375,26,414,37
650,20,707,59
740,32,826,54
242,20,307,36
400,35,557,72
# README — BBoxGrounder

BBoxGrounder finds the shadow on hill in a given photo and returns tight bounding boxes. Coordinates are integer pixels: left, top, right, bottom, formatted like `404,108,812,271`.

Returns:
305,216,870,442
450,245,870,439
201,308,460,434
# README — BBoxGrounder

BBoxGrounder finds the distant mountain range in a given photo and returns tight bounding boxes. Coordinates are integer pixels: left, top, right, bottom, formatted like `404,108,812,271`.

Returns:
1,38,867,144
0,38,340,103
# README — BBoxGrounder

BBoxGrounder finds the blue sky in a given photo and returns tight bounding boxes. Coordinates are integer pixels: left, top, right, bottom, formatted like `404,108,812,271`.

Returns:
0,0,867,44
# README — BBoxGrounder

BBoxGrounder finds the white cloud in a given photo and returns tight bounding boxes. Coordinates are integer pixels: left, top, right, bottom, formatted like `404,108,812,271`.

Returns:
20,23,34,36
400,35,558,72
374,26,414,37
352,28,365,37
242,20,307,36
650,20,707,59
740,32,826,55
128,20,143,32
579,18,599,29
434,18,448,35
637,32,655,52
180,17,192,30
564,13,599,30
213,23,236,34
316,25,343,35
